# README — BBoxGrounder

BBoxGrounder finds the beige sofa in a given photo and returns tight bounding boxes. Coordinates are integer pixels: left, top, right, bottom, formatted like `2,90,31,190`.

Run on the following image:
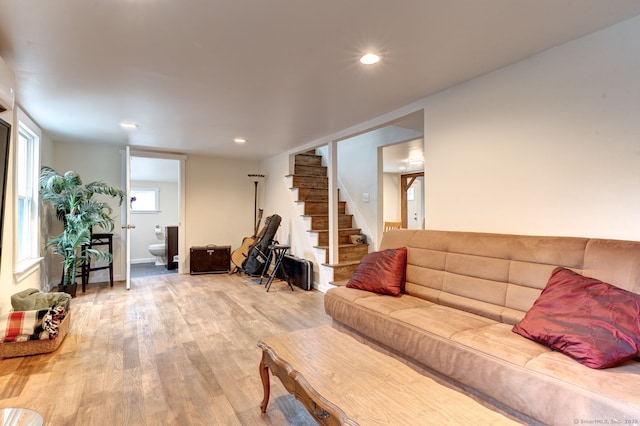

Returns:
324,230,640,425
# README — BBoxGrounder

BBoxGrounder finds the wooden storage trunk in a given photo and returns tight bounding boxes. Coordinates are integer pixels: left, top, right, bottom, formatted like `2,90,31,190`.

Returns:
0,311,71,358
190,245,231,274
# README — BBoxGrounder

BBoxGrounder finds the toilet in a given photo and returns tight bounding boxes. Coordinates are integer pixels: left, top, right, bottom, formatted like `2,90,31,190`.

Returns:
147,226,166,265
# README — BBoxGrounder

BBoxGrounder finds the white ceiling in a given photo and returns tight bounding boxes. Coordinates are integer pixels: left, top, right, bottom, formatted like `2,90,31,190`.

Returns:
130,156,179,182
1,1,640,160
383,138,425,174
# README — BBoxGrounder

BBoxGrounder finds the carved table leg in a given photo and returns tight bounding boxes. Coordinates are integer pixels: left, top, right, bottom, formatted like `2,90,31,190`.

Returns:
259,357,271,413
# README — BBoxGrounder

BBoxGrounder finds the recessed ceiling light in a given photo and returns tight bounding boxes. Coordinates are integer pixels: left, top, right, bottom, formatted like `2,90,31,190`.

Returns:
120,121,138,130
360,53,380,65
234,137,247,144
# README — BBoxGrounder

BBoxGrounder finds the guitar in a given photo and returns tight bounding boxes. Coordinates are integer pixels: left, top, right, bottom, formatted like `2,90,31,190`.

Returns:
231,209,263,268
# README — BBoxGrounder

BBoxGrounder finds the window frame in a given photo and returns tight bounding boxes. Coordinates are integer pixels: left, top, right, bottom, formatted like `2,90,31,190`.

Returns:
130,187,160,213
14,109,42,281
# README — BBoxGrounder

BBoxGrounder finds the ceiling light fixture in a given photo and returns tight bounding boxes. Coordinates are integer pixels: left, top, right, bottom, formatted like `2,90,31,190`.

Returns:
360,53,380,65
234,137,247,144
120,121,138,130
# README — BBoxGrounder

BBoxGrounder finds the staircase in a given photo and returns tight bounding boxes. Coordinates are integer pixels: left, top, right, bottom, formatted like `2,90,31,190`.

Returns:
288,150,369,286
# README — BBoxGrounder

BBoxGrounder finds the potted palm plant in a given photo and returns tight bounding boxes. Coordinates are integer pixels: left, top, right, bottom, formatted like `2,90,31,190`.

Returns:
40,167,124,296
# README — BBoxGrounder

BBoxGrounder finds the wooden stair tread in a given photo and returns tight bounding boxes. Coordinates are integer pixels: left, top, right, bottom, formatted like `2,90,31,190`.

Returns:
307,228,361,233
290,189,329,194
322,260,361,267
314,243,368,250
302,213,352,218
286,173,328,178
295,200,344,204
329,279,349,287
296,199,325,202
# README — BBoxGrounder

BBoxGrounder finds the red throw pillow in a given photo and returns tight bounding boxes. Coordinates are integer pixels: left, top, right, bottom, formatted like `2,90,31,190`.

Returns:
346,247,407,296
512,267,640,369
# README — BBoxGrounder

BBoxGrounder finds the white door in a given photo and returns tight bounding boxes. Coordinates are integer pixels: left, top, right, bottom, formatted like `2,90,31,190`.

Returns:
121,146,134,290
407,176,424,230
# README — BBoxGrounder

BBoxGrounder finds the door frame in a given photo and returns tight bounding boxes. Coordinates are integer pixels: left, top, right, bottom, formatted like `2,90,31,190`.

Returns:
400,172,424,228
121,149,187,287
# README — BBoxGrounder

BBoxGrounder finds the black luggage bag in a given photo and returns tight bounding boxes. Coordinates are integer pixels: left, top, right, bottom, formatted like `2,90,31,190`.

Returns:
276,254,313,290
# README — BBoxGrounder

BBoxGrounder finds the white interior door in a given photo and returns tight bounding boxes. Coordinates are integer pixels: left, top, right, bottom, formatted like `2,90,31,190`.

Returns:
122,146,134,290
407,176,424,229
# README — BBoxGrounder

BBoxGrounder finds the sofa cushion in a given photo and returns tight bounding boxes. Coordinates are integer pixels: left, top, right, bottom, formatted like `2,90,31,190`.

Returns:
354,292,435,316
452,323,550,367
526,350,640,404
512,267,640,369
347,247,407,296
391,304,496,340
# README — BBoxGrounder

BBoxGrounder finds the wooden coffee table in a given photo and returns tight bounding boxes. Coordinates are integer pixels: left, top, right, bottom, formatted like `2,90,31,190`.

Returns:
258,325,520,425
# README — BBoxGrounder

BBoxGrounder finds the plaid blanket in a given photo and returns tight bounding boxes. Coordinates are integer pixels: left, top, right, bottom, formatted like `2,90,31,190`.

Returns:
0,305,66,343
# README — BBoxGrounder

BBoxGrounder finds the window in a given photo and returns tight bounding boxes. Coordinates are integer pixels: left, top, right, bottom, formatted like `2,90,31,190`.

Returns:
16,114,41,274
130,187,159,213
406,186,415,201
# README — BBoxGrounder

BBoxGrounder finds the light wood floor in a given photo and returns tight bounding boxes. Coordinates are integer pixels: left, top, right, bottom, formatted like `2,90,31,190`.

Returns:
0,273,332,425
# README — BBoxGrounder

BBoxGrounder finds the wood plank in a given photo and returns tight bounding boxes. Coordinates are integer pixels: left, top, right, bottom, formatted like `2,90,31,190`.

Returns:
259,325,521,425
0,273,330,425
0,272,524,425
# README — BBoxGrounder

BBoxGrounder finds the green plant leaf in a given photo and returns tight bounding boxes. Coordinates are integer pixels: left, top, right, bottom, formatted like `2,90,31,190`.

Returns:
40,167,125,285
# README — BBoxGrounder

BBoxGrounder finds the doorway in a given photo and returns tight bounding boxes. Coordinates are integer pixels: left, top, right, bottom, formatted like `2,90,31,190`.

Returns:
381,136,425,231
322,109,424,251
401,172,424,229
129,156,179,277
123,151,186,282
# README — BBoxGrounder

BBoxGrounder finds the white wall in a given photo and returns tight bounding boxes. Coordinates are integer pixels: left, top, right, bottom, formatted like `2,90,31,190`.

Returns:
383,173,400,223
184,155,260,264
48,141,125,284
423,15,640,240
335,126,422,248
39,124,55,290
260,15,640,287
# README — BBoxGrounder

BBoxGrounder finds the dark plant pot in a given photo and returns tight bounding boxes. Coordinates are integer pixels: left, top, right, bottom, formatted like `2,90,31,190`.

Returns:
58,283,78,298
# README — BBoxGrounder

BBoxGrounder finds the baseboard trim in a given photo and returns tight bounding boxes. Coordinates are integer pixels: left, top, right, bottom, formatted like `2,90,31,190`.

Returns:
131,258,155,265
